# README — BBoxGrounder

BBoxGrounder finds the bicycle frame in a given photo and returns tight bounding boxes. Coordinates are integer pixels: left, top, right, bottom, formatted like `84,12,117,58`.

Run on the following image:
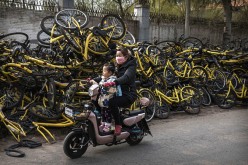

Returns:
226,80,248,99
154,86,194,105
164,59,190,78
0,106,26,142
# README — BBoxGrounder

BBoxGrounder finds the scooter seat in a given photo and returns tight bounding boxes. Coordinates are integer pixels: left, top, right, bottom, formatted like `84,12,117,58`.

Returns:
123,109,145,116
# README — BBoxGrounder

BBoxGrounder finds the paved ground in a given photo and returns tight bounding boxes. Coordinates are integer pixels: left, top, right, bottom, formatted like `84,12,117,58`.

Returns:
0,105,248,165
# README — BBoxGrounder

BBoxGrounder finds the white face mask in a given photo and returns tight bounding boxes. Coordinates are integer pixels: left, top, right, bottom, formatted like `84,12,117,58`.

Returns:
116,56,126,64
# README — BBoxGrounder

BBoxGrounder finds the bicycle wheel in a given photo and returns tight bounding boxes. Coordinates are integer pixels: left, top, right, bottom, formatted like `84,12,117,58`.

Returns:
45,78,56,110
181,86,202,108
28,102,61,121
100,14,126,40
184,106,200,114
156,40,183,56
87,35,109,55
153,71,167,91
181,37,203,48
215,88,236,109
64,80,79,104
198,87,212,106
3,65,32,83
137,88,156,122
55,9,89,30
154,101,171,119
0,32,29,45
2,85,24,110
189,66,208,87
121,30,136,44
207,69,226,96
40,15,61,37
60,28,81,52
163,67,179,85
37,30,51,46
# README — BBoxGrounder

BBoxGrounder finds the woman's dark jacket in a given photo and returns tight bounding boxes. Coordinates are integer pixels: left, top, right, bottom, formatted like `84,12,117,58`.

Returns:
114,56,137,102
93,56,137,102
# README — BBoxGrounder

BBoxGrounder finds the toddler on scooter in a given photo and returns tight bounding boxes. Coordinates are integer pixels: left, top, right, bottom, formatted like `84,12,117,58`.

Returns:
90,62,122,133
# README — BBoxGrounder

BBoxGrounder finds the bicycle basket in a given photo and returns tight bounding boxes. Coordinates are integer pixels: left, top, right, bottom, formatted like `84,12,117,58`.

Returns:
64,103,91,120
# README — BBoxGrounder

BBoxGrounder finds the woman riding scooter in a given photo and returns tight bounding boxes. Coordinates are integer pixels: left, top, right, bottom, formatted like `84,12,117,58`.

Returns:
92,46,137,135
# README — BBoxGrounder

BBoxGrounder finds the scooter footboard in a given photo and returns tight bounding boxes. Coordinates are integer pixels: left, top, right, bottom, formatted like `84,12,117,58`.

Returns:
123,113,145,126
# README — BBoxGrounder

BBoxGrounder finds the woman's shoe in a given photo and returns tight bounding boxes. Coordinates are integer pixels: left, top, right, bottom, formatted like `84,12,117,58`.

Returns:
114,125,122,135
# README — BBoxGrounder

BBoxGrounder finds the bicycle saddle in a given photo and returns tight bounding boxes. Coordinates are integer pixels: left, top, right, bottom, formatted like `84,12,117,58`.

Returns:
92,26,111,37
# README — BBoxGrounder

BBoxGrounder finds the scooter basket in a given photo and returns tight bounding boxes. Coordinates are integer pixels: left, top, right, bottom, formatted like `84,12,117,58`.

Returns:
64,104,91,120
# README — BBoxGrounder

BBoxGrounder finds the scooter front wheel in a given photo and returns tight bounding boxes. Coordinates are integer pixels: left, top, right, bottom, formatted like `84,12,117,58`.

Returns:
63,131,89,159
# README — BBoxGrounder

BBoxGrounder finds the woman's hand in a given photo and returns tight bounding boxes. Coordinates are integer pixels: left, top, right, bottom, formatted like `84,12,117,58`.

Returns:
102,82,116,87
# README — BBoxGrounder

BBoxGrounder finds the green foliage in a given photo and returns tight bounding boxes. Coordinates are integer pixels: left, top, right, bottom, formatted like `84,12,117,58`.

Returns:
233,6,248,22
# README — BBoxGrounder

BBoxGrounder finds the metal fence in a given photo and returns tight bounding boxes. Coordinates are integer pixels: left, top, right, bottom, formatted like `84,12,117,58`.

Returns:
0,0,57,11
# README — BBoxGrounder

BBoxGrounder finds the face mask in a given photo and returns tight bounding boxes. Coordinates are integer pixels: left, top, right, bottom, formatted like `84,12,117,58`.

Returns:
116,57,126,64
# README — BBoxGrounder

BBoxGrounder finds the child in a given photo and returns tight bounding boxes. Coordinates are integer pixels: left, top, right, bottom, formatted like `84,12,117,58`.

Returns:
92,62,121,133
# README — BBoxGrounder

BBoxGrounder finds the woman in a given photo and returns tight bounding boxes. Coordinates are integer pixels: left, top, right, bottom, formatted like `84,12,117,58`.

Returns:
109,46,137,135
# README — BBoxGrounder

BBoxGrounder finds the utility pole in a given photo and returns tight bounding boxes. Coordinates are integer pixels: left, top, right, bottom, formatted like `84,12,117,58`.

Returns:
185,0,190,38
134,0,150,42
58,0,74,9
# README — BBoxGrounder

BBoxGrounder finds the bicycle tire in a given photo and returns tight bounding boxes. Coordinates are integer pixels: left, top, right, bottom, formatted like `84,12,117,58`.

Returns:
154,101,171,119
156,40,183,56
184,106,201,114
28,102,61,121
4,149,25,157
199,87,212,106
0,32,29,45
2,85,24,110
163,67,179,85
100,14,126,40
181,37,203,48
206,69,226,96
55,9,89,30
189,66,208,87
64,80,79,104
45,78,56,110
60,28,81,52
215,88,236,109
153,71,167,91
40,15,61,37
121,30,136,44
37,30,51,46
137,88,156,122
181,86,202,108
87,34,109,55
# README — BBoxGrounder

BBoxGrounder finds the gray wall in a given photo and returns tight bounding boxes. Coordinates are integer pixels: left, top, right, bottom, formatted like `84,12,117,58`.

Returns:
0,7,247,45
0,8,138,42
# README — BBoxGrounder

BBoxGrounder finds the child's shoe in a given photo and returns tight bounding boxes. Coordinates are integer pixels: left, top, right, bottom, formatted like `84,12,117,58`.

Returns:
99,122,105,132
103,123,111,133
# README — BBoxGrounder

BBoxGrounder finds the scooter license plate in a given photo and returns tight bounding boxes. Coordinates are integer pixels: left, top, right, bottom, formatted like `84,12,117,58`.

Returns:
65,107,73,117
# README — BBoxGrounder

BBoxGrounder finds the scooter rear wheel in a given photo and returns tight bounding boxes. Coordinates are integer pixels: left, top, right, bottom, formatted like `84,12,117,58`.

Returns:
63,131,89,159
126,134,143,146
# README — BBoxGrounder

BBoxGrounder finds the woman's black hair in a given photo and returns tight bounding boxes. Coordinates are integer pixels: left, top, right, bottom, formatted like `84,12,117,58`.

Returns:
103,62,115,74
116,46,130,57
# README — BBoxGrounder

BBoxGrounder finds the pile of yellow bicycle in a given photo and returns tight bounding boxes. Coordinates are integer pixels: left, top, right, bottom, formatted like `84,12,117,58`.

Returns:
0,9,248,143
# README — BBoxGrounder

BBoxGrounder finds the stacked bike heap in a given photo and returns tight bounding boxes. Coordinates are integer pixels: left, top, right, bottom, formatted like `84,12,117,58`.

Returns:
0,9,248,143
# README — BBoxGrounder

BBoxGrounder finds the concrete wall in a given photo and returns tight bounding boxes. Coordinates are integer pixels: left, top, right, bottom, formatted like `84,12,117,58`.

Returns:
150,21,248,45
1,7,247,45
0,8,138,42
0,8,54,40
